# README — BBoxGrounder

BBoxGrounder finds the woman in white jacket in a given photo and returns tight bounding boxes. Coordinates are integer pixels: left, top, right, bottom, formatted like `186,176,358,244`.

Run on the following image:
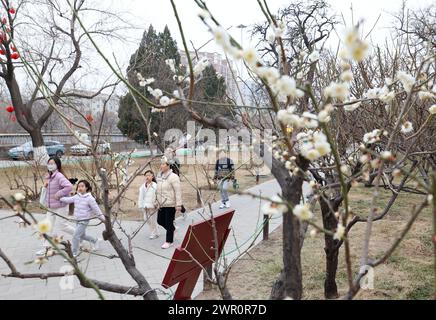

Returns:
138,170,160,239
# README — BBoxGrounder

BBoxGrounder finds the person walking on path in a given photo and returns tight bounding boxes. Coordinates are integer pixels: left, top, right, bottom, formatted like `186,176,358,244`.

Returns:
138,170,160,240
156,156,182,249
60,180,105,258
214,149,235,209
37,157,73,256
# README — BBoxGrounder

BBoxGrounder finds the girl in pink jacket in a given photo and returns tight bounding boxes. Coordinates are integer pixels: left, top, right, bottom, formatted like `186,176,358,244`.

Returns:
37,157,73,256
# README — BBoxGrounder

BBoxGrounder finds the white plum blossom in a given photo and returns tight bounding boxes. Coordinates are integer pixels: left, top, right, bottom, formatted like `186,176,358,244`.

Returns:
150,88,163,99
365,88,380,99
308,50,320,63
256,66,280,85
429,104,436,114
37,219,52,235
159,96,171,107
299,51,307,59
397,71,416,93
273,76,304,100
310,229,318,238
302,148,321,161
293,204,314,221
318,110,331,123
385,77,394,86
213,26,231,48
140,77,155,87
165,59,176,73
324,82,350,101
344,101,361,112
298,131,331,160
360,154,371,164
243,47,260,67
381,151,394,161
313,131,332,156
277,107,304,128
302,112,319,129
198,9,211,20
364,86,395,103
193,58,210,77
343,27,369,62
34,257,49,266
262,196,288,217
418,91,434,101
401,122,414,134
340,70,354,82
334,223,346,240
363,129,382,145
341,60,351,71
13,193,26,202
274,21,286,37
379,91,396,104
267,30,276,44
136,72,145,82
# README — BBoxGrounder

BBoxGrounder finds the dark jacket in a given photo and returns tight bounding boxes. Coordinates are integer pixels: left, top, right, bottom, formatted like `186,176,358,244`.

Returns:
214,158,235,180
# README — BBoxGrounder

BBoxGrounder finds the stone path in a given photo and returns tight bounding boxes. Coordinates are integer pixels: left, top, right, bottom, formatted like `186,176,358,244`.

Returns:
0,179,310,300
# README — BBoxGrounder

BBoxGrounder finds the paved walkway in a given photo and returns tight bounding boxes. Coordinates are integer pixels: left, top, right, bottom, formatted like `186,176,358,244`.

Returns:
0,180,310,300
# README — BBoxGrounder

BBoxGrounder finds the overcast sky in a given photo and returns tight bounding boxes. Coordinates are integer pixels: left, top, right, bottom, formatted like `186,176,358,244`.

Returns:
87,0,434,90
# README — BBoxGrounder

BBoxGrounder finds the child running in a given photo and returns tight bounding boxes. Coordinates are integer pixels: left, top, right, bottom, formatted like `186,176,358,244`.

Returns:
60,180,106,258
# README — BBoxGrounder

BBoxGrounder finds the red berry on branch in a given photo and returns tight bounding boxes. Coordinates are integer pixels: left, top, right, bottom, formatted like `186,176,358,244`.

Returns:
6,105,14,113
9,8,16,15
10,52,19,60
86,114,94,122
0,50,5,55
11,46,17,52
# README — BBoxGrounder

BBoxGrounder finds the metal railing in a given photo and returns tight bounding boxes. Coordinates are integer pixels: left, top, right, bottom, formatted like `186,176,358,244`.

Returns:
0,133,130,146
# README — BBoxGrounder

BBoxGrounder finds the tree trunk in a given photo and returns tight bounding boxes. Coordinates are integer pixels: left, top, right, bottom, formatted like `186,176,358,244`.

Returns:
320,197,340,299
270,158,308,300
6,77,49,164
29,128,49,164
105,229,159,300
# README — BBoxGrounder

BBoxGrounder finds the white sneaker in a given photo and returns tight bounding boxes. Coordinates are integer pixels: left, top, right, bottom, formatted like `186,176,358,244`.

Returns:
219,203,226,209
149,234,159,240
225,202,231,209
161,242,173,249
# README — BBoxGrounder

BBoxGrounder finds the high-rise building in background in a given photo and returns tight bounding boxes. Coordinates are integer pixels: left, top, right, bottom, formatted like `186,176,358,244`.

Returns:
179,50,240,101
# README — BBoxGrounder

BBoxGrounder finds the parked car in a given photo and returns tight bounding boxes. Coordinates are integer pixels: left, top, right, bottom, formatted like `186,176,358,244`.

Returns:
8,141,65,160
70,140,111,156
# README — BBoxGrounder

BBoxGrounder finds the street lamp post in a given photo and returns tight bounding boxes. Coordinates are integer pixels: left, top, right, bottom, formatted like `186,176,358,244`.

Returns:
236,24,247,78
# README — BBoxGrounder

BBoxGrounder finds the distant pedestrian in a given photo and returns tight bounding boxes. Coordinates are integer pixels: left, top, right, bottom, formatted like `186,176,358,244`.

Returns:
214,149,235,209
156,157,182,249
138,170,160,240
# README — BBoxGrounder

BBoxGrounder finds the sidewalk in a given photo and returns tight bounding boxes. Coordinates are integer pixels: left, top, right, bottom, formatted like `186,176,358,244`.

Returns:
0,179,309,300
